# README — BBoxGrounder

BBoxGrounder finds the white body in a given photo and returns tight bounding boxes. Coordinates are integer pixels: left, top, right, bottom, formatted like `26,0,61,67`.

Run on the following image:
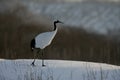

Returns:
35,28,58,49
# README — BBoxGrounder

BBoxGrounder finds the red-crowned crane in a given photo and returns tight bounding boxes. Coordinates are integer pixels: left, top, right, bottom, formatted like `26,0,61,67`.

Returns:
30,20,63,67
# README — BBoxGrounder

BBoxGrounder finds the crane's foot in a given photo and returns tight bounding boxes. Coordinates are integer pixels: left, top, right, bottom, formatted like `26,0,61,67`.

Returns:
42,64,46,67
31,62,35,66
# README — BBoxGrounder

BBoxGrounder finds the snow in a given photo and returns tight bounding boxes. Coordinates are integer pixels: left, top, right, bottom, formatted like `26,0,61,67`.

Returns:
0,59,120,80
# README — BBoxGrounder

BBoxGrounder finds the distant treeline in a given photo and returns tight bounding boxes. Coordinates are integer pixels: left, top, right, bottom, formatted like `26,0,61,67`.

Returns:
0,5,120,66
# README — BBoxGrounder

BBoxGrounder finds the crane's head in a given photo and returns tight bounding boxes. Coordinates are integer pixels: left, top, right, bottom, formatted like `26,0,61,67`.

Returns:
53,20,63,30
54,20,63,24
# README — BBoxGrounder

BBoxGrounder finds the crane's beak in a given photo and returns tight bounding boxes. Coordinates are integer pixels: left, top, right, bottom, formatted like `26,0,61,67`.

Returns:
59,21,64,24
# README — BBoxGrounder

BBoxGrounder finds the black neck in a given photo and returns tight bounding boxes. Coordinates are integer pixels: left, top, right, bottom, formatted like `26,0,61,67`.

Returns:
54,22,57,31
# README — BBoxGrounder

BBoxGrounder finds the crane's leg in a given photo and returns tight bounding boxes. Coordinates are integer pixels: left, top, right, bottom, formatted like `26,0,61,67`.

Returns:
31,50,40,66
41,49,45,67
31,51,36,66
31,59,35,66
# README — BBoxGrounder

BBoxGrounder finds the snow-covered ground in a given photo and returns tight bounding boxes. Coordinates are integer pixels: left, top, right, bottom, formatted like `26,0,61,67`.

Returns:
0,59,120,80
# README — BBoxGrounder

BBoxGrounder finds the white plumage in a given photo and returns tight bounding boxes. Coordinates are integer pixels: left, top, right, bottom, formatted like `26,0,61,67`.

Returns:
35,28,57,49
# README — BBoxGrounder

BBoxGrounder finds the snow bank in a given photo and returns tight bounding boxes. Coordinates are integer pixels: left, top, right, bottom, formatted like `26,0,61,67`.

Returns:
0,59,120,80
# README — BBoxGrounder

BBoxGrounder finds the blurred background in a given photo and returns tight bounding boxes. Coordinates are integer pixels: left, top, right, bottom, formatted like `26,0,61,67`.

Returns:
0,0,120,65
